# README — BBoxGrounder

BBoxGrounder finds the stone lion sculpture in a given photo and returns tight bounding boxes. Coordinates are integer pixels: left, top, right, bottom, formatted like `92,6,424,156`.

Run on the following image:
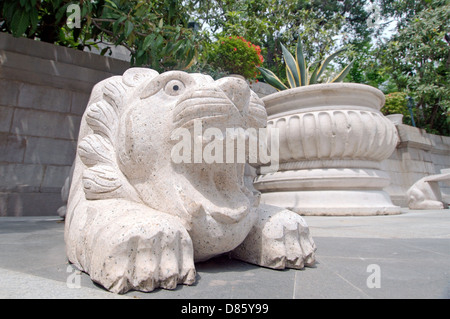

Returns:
407,170,450,210
65,68,316,294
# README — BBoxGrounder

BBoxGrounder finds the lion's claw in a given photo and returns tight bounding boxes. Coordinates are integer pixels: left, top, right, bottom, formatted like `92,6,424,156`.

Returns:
232,205,316,270
87,210,196,294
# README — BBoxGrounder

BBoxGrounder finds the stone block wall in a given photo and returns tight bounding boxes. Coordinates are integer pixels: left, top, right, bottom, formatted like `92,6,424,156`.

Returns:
0,33,129,216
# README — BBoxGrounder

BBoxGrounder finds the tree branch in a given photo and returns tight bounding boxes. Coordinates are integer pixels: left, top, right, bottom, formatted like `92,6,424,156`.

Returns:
90,18,135,54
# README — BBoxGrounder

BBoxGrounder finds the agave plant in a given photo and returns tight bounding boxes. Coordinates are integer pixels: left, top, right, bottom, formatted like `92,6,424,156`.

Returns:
258,37,355,91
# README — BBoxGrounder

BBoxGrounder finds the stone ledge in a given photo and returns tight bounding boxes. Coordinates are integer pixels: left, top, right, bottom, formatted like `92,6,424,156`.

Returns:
0,51,122,91
396,124,433,150
0,67,99,92
0,32,129,74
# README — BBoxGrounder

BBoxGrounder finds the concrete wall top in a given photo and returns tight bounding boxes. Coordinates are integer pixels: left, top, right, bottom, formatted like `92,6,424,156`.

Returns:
0,33,129,74
397,124,450,154
0,33,130,92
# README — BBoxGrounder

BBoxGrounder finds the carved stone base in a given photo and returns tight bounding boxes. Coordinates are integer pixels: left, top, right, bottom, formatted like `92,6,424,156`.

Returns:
255,167,401,216
260,190,400,216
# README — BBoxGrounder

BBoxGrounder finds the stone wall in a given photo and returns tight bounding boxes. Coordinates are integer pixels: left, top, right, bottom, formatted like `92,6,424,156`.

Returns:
381,124,450,207
0,33,129,216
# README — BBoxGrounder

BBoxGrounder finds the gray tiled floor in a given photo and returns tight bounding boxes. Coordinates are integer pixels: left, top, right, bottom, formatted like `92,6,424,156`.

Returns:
0,209,449,299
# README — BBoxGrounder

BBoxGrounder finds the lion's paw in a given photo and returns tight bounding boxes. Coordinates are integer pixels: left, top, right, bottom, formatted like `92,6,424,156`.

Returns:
87,211,196,294
232,205,316,270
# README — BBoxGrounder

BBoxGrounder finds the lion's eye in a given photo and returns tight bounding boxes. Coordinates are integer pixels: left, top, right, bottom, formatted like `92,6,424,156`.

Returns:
164,80,186,96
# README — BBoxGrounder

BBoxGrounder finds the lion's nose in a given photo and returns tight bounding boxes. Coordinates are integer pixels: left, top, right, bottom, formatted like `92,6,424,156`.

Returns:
216,77,251,113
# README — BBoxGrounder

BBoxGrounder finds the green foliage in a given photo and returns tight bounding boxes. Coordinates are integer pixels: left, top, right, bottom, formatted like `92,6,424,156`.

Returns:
1,0,36,38
381,0,450,136
189,0,359,80
0,0,70,42
381,92,415,126
382,92,409,116
89,0,205,72
203,36,264,80
258,35,354,90
0,0,205,72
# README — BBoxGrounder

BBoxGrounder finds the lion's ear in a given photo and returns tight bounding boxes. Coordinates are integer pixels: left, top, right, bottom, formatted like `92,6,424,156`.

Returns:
123,68,159,87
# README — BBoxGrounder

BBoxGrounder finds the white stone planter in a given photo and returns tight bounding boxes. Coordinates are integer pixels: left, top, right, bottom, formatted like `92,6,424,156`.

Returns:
386,114,404,125
254,83,401,216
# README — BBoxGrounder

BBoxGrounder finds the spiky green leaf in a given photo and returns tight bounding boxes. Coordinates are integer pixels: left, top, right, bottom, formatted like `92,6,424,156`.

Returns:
331,59,355,83
316,48,348,81
308,61,322,85
281,44,300,87
295,37,307,86
258,67,288,91
286,65,296,89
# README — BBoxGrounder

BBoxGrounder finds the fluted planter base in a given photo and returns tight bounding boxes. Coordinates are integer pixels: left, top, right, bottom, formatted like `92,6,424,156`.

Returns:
260,191,400,216
255,167,401,216
256,83,401,216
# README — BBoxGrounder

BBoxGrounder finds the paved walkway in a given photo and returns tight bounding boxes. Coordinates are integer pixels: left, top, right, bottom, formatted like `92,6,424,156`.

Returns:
0,209,449,299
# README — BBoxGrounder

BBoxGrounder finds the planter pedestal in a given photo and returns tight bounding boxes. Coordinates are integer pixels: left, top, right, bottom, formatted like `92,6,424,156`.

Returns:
255,83,401,216
255,169,400,216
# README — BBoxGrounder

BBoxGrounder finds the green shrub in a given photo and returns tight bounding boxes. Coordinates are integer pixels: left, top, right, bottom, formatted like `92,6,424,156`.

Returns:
205,36,264,81
381,92,412,125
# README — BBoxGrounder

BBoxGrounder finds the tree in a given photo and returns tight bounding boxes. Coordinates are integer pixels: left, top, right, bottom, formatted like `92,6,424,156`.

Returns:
0,0,205,72
380,0,432,27
88,0,205,71
190,0,371,82
380,0,449,135
0,0,76,44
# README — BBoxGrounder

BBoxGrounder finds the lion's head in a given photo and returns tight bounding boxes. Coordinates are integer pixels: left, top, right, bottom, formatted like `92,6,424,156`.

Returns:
73,68,268,261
